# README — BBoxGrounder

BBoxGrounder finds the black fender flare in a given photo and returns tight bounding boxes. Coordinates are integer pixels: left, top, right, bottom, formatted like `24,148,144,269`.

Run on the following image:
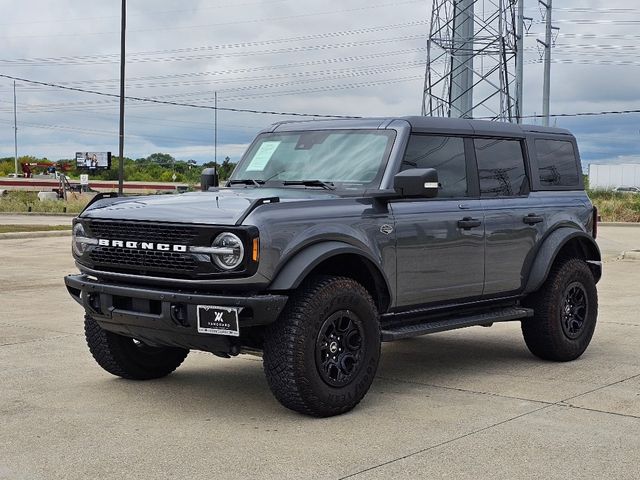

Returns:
523,228,602,294
268,241,391,295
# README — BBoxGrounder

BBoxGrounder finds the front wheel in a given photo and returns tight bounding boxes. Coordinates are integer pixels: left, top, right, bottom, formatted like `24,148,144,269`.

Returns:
522,258,598,361
263,276,380,417
84,315,189,380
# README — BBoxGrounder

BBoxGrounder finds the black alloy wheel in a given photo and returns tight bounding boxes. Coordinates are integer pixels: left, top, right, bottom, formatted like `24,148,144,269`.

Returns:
315,310,365,387
561,282,589,339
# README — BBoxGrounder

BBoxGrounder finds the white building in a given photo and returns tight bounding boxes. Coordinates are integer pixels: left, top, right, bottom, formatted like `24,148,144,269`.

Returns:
588,164,640,190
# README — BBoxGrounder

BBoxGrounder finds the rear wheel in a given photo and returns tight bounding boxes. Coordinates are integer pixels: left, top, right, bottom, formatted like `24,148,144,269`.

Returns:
263,276,380,417
522,258,598,361
84,315,189,380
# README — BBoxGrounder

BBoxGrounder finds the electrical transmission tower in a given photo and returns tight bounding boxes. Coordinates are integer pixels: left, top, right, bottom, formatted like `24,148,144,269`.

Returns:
422,0,521,122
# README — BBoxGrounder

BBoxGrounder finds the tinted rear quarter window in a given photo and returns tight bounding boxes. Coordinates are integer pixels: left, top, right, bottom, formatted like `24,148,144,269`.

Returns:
474,138,528,197
401,135,467,197
535,139,580,188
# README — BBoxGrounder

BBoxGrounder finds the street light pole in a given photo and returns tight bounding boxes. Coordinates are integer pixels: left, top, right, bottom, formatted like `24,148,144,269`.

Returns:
118,0,127,195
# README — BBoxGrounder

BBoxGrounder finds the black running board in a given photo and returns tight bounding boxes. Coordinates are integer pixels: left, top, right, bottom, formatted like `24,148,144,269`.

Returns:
380,306,534,342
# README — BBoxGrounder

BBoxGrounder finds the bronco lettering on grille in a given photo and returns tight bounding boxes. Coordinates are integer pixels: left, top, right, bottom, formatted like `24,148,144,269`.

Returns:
97,239,187,252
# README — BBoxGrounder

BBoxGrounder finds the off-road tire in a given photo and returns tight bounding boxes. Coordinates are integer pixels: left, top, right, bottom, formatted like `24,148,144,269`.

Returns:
84,315,189,380
263,276,380,417
522,258,598,361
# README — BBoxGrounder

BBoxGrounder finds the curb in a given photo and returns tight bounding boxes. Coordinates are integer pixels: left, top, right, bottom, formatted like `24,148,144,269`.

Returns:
622,250,640,261
0,212,77,217
0,230,72,240
599,222,640,227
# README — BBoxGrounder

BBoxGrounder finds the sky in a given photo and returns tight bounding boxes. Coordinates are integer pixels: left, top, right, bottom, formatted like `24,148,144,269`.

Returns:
0,0,639,167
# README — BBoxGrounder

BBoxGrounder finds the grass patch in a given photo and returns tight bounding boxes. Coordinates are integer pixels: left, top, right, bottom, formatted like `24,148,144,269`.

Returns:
587,190,640,223
0,224,72,233
0,191,90,214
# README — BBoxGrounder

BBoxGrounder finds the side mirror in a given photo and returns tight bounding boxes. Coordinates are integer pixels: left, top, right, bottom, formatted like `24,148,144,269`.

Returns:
393,168,439,198
201,167,219,191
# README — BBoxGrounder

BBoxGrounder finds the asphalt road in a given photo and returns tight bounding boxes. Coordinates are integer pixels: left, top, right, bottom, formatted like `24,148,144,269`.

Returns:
0,236,639,479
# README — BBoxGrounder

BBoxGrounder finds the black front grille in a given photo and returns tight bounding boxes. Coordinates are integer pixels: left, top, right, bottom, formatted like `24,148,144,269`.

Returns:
89,247,198,273
79,220,257,280
86,220,199,245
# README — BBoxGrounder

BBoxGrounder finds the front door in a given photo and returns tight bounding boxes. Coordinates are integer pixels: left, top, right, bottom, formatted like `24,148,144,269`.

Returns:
392,135,484,308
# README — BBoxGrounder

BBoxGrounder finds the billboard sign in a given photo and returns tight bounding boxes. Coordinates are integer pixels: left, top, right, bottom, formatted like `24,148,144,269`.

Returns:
76,152,111,170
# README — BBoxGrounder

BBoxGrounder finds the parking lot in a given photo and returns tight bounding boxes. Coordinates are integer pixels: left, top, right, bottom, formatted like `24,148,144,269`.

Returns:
1,231,639,479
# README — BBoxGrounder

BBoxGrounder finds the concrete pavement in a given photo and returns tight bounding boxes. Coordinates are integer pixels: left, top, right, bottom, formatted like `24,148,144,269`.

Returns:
0,214,74,226
0,237,639,479
597,224,640,259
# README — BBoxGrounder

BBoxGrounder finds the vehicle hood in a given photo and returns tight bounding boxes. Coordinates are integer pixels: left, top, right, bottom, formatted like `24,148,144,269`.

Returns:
80,187,341,225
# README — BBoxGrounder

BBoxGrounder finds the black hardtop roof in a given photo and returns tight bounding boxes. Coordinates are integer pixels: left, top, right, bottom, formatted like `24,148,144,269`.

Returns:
269,116,572,137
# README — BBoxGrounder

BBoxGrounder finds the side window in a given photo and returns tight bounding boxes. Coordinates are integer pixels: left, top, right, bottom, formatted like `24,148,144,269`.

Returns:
535,139,580,187
474,138,528,197
401,135,468,198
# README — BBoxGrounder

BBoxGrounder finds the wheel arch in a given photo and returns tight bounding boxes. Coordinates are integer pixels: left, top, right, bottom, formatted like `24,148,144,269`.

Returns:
524,228,602,295
268,241,392,313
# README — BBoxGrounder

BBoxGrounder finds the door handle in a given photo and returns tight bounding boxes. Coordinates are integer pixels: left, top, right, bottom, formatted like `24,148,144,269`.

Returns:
458,217,482,230
523,213,544,225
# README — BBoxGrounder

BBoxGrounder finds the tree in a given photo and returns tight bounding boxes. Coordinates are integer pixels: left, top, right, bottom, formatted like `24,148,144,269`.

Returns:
147,153,175,165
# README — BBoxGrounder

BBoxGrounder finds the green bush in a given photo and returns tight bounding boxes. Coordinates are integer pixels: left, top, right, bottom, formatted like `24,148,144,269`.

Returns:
587,189,640,222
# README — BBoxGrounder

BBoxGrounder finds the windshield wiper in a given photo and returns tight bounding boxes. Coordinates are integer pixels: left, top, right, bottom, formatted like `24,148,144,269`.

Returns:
228,179,264,187
282,180,335,190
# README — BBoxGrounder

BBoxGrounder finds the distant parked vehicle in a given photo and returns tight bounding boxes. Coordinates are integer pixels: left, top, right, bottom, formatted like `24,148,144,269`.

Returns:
613,186,640,194
7,173,24,178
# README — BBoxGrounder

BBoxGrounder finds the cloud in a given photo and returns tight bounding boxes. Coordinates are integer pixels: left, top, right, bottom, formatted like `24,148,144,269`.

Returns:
0,0,638,166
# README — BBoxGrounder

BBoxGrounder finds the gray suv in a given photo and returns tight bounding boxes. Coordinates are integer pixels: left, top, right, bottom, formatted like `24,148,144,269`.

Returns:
65,117,601,417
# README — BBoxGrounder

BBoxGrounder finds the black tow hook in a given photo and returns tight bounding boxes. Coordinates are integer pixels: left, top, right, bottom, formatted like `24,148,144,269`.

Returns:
170,304,190,327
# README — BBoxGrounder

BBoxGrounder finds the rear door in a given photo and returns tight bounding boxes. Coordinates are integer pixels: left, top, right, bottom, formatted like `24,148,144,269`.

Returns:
392,135,484,307
473,137,542,296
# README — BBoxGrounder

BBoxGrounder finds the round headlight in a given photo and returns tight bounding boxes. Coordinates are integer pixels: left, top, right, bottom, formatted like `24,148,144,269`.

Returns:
72,223,88,257
211,232,244,270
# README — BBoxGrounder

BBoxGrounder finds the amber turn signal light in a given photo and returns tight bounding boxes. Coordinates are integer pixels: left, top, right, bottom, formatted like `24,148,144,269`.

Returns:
252,237,260,262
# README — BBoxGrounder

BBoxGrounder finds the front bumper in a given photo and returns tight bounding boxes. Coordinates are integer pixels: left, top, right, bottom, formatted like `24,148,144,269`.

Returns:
65,274,288,354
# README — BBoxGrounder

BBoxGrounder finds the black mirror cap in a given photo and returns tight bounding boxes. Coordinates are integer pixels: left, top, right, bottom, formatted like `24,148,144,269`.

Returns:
393,168,439,198
201,168,219,191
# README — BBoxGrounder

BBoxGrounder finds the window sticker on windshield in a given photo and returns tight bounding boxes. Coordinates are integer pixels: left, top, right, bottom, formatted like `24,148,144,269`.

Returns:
246,141,281,171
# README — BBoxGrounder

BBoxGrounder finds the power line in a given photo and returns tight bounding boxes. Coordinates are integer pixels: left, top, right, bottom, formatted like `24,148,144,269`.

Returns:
0,34,426,67
0,21,427,66
525,7,640,14
11,49,427,92
521,109,640,119
0,0,292,27
0,73,360,118
0,0,424,40
0,118,219,143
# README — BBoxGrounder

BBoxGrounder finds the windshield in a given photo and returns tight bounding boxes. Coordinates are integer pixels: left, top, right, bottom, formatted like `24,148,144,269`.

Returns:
231,129,396,189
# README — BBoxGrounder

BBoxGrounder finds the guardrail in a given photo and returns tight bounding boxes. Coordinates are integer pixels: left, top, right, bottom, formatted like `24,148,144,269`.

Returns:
0,178,192,194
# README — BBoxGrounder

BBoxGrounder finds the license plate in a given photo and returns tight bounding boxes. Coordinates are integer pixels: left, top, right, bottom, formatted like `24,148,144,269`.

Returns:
197,306,240,336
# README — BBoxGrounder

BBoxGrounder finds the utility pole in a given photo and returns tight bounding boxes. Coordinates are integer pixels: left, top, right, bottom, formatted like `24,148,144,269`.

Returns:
515,0,524,123
214,91,218,165
13,81,18,175
117,0,126,195
539,0,553,126
214,91,218,181
450,0,474,118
